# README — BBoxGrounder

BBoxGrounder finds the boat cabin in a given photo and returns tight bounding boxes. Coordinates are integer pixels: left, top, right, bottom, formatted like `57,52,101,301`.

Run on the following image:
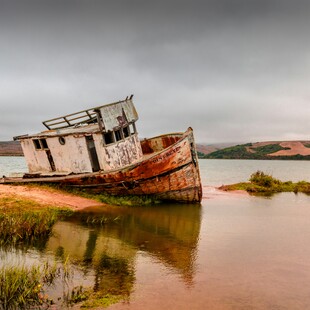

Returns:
14,96,144,175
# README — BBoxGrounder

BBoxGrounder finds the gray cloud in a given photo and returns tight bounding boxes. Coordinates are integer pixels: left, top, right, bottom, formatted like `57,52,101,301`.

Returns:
1,0,310,143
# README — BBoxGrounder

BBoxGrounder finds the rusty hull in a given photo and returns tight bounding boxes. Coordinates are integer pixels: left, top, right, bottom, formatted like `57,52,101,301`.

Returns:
2,128,202,203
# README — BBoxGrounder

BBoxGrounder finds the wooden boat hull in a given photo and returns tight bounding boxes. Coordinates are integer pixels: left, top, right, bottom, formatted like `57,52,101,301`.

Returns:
2,128,202,203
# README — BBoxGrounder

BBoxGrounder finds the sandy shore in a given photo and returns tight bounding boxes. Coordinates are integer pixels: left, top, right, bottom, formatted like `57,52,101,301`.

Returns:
0,184,105,210
0,184,248,211
202,185,249,199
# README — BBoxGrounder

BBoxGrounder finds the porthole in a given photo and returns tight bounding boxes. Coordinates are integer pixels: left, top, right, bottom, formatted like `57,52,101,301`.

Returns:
59,137,66,145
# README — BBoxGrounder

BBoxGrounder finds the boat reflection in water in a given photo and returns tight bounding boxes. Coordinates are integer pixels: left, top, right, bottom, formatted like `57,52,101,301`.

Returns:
46,203,201,298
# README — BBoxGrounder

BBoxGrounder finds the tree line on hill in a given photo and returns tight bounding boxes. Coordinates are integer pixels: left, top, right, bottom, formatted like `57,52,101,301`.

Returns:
198,143,310,160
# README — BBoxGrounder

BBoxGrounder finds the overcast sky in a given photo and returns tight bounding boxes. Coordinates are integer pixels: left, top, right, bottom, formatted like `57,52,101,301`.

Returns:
1,0,310,143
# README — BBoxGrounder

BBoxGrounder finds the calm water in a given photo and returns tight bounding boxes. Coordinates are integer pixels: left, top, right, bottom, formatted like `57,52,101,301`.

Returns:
0,156,27,176
200,158,310,185
1,156,310,184
1,158,310,309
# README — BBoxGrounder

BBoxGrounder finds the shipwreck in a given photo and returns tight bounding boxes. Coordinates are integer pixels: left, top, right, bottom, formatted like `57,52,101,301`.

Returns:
5,96,202,203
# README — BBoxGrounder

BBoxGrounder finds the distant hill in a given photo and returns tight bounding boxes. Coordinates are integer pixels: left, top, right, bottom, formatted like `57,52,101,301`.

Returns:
196,143,236,156
201,141,310,160
0,141,23,156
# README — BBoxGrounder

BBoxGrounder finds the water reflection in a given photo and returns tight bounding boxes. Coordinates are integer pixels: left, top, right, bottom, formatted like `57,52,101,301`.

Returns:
46,203,201,297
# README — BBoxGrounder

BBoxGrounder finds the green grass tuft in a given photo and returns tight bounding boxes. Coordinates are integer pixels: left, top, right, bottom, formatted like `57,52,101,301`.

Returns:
219,170,310,194
0,197,73,246
94,193,161,206
21,183,162,206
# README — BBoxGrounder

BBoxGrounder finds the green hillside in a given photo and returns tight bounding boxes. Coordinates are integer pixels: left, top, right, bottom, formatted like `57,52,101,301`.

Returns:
201,142,310,160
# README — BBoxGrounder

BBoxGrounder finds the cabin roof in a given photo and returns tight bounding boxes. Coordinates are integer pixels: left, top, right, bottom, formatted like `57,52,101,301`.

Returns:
42,95,136,131
14,95,138,141
15,123,101,140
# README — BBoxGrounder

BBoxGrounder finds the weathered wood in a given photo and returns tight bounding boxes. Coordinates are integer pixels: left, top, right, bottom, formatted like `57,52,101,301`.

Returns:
10,96,202,203
2,129,202,203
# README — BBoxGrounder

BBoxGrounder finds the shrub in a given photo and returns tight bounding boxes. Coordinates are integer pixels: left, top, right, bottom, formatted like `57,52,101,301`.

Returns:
249,171,281,187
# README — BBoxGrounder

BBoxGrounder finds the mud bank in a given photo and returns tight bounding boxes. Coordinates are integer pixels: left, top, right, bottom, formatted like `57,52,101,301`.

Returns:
0,184,105,210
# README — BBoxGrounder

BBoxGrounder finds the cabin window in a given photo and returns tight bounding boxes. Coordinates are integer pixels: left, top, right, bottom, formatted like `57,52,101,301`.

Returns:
59,137,66,145
114,129,122,142
33,138,49,150
33,139,41,150
103,123,137,145
123,126,130,138
129,123,136,135
103,131,114,145
41,139,48,149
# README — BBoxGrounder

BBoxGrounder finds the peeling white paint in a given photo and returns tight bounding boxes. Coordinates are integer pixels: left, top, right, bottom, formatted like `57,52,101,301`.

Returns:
20,139,52,173
47,136,93,173
20,131,143,174
17,99,143,175
100,99,138,131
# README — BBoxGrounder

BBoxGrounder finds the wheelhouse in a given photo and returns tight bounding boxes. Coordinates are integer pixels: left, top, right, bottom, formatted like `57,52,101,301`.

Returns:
14,96,144,175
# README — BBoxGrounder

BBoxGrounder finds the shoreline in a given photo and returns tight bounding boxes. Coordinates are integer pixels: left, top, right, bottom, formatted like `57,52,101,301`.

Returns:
0,184,250,210
202,185,249,199
0,184,106,210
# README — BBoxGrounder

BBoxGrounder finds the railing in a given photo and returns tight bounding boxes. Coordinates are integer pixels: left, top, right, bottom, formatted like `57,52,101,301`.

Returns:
42,108,98,130
42,96,133,130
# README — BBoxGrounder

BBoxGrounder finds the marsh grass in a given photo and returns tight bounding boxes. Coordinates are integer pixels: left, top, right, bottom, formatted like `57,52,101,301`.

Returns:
220,170,310,194
0,257,78,310
83,215,120,226
0,259,70,310
0,252,130,309
63,285,90,306
0,196,73,246
93,193,161,206
24,183,162,206
0,264,43,310
62,187,162,206
0,193,133,309
81,294,123,309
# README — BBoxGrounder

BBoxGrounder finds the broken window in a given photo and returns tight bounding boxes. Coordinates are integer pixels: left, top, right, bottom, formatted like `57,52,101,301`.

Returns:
129,123,136,135
103,131,114,145
115,129,122,142
123,126,130,138
103,122,137,145
41,139,48,149
33,138,49,150
33,139,41,150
